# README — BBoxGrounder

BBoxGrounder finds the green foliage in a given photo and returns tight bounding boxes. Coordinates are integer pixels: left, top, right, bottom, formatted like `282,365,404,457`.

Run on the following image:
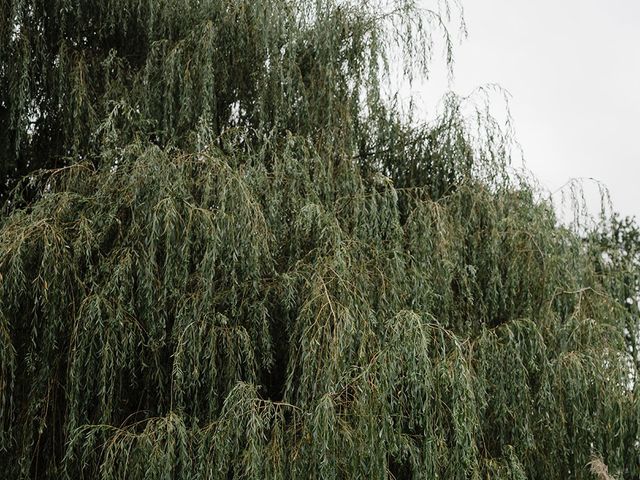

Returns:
588,214,640,385
0,0,457,198
0,1,638,479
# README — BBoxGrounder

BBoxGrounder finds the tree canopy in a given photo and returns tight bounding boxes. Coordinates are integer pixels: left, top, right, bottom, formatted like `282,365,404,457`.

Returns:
0,1,638,479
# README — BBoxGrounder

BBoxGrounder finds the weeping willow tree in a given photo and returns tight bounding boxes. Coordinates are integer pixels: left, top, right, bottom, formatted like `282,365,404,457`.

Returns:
588,214,640,388
0,0,638,479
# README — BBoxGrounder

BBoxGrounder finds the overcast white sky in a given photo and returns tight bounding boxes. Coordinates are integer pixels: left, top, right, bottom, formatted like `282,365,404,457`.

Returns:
413,0,640,220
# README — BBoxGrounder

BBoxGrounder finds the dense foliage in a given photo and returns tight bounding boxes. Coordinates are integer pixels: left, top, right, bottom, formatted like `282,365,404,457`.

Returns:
589,214,640,386
1,1,638,479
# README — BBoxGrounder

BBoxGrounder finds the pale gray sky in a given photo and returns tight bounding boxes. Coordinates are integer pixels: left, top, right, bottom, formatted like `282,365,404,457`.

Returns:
414,0,640,220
